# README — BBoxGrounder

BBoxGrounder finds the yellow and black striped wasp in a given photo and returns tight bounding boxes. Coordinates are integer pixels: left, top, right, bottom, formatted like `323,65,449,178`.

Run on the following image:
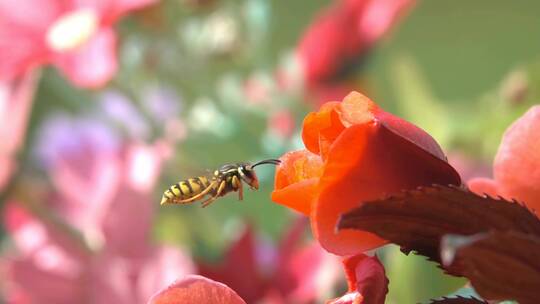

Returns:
160,159,281,207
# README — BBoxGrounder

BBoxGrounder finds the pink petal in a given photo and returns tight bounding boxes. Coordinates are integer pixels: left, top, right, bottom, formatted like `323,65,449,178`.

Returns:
271,217,339,302
342,254,388,304
6,258,84,304
0,155,15,192
3,204,89,303
306,83,358,107
282,243,341,303
3,203,47,253
297,2,361,85
89,246,194,304
0,0,59,80
52,152,120,235
0,0,60,31
268,110,295,139
89,253,139,304
326,291,362,304
3,203,90,262
36,116,121,235
137,246,196,302
101,186,154,258
448,152,492,182
493,106,540,212
357,0,415,46
53,28,117,89
468,177,500,198
297,0,415,86
0,72,39,189
148,275,246,304
126,143,163,192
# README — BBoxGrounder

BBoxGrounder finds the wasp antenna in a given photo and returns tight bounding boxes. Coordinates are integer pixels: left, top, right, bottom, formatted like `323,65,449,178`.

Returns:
252,159,281,168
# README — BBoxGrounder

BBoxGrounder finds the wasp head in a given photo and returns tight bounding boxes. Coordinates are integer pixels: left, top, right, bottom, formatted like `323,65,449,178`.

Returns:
239,159,281,190
238,163,259,190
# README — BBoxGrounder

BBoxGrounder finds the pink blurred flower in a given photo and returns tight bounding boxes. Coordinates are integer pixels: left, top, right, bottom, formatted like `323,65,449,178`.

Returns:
148,253,388,304
469,106,540,214
0,72,39,191
447,152,492,183
148,275,246,304
268,110,295,139
306,82,361,108
244,75,273,105
2,203,194,304
0,0,157,88
296,0,414,87
99,88,186,144
34,114,170,253
1,114,194,303
197,218,341,304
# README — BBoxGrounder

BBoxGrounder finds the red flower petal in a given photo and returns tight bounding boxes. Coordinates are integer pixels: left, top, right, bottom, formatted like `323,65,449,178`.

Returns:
272,150,323,215
357,0,415,46
314,121,460,255
342,254,388,304
305,93,460,255
53,28,117,89
297,1,363,86
297,0,415,86
493,106,540,212
148,275,246,304
302,101,344,157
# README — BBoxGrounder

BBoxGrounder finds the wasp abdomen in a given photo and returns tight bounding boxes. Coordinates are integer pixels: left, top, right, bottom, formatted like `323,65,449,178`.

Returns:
161,176,213,204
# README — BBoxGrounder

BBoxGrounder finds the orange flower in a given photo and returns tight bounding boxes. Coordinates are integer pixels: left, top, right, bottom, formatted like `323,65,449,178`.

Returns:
272,92,461,255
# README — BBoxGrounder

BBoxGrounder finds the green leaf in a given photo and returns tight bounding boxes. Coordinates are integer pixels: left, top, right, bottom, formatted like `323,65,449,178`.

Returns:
390,55,452,148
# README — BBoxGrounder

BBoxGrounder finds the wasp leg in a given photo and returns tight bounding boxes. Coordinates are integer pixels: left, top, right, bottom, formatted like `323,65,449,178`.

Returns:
201,180,226,208
232,175,243,201
171,181,217,204
201,196,217,208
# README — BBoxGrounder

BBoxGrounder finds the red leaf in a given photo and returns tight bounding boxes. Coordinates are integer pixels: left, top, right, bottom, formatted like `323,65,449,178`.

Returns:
337,185,540,270
427,296,487,304
441,232,540,304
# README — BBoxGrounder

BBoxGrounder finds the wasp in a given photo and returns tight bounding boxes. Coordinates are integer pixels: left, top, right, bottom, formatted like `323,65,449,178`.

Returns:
160,159,281,207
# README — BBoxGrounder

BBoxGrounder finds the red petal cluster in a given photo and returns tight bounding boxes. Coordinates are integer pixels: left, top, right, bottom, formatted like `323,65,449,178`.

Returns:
272,91,461,255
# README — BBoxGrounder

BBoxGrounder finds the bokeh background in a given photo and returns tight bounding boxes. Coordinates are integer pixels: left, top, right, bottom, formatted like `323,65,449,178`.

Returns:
1,0,539,303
